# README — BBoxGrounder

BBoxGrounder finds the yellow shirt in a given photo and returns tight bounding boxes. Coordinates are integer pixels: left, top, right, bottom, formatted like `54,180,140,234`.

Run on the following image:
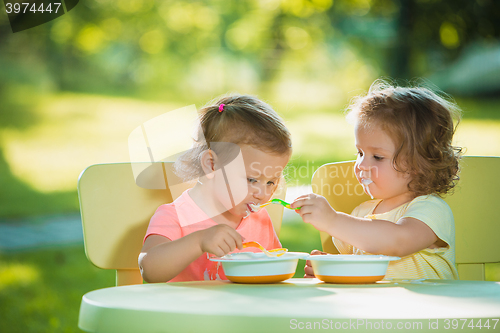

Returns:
333,194,459,280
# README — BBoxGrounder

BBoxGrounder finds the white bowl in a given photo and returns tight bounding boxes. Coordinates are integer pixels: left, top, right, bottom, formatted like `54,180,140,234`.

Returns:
210,252,308,284
307,254,400,284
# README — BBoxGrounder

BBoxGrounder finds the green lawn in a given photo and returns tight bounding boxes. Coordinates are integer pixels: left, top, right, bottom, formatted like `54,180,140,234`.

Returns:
0,221,320,333
1,92,500,217
0,246,114,333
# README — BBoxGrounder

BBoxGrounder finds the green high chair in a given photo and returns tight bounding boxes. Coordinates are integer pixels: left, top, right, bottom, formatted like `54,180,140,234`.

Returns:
78,162,286,286
311,156,500,281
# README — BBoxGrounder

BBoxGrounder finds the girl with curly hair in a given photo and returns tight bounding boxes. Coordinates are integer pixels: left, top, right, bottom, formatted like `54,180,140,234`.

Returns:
294,79,463,280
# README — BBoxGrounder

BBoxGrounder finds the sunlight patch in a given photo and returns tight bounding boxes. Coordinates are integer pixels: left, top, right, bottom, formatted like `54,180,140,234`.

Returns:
0,263,40,291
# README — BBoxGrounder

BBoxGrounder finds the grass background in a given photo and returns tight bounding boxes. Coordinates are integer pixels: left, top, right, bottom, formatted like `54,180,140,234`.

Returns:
1,91,500,332
2,92,500,216
0,223,321,333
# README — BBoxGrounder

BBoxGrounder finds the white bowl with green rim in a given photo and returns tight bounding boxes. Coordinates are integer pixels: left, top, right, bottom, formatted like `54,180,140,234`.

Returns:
307,254,400,284
210,252,308,284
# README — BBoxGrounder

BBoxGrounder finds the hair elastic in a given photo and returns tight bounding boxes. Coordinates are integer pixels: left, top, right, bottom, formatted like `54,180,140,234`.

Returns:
218,104,225,112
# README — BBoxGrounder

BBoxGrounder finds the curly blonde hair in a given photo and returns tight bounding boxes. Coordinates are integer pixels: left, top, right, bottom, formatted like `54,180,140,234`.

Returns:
175,94,292,181
347,80,463,197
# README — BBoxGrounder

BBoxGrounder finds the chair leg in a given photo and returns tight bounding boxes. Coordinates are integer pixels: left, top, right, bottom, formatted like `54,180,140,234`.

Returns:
458,263,485,281
116,269,143,286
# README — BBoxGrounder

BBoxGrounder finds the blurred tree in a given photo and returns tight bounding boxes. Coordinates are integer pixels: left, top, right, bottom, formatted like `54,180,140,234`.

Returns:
1,0,499,98
320,0,500,80
374,0,500,79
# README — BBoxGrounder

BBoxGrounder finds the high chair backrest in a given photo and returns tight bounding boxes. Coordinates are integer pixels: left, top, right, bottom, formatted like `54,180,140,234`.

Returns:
311,156,500,281
78,162,286,286
444,156,500,280
311,161,369,254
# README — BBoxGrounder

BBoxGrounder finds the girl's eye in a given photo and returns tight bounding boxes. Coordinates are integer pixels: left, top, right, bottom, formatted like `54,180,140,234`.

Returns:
267,181,276,186
373,155,384,161
247,178,257,183
356,151,363,157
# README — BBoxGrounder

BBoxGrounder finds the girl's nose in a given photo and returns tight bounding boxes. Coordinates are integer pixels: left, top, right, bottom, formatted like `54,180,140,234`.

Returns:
250,184,266,201
354,157,368,171
356,156,369,171
355,158,372,180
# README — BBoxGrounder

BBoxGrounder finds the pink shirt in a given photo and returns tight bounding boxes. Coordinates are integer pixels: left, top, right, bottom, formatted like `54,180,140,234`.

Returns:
144,190,282,282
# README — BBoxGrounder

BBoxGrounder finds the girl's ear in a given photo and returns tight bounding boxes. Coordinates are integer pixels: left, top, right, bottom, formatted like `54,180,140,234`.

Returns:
200,149,217,179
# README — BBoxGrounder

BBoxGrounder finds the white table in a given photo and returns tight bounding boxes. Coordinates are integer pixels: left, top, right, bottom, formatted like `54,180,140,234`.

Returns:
79,278,500,332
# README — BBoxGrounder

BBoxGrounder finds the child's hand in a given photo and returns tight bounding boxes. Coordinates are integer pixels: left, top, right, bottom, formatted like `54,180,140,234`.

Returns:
304,249,327,278
199,224,244,257
291,194,337,232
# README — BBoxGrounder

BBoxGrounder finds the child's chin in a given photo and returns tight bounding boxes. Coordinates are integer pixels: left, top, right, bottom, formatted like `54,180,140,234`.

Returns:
228,208,249,218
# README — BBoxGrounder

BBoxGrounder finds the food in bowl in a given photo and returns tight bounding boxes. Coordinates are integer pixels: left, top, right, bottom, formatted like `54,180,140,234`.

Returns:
307,254,400,284
210,252,308,284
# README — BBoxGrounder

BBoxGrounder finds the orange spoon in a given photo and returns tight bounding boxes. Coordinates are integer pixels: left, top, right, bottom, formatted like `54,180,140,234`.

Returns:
242,241,288,257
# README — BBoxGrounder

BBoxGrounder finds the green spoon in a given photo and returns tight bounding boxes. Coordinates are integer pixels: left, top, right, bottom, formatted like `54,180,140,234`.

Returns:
250,198,300,211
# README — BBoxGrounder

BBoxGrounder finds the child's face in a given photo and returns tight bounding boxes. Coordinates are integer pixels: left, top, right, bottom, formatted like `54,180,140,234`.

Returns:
354,122,412,203
215,145,290,219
